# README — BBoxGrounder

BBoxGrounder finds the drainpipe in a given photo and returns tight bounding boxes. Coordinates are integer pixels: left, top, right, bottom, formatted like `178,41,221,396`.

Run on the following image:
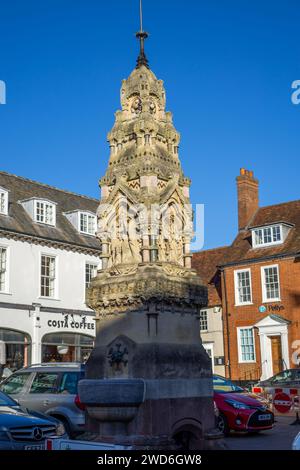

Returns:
31,303,42,364
221,269,231,380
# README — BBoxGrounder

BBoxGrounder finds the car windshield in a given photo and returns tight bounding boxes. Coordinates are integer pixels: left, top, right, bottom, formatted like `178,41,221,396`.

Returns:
213,375,244,393
270,370,294,383
0,390,19,407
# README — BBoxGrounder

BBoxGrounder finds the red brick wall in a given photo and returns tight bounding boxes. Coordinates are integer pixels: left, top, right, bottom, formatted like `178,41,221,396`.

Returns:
236,170,259,230
222,257,300,381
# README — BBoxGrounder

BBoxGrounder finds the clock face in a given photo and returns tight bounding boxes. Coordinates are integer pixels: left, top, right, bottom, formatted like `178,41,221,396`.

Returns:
131,97,142,114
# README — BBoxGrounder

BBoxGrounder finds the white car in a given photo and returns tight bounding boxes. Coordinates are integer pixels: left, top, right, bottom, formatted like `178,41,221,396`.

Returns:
292,431,300,450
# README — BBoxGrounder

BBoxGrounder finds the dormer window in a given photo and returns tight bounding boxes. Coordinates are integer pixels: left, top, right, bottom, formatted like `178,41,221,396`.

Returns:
35,200,56,225
20,198,56,226
251,223,291,248
79,212,96,236
64,210,96,236
0,188,8,215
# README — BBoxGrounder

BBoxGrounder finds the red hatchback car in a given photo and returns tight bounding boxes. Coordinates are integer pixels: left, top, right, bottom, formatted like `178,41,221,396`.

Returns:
213,375,274,435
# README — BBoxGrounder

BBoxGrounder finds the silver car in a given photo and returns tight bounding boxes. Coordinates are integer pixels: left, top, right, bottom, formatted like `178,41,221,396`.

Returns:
0,389,67,449
0,363,86,437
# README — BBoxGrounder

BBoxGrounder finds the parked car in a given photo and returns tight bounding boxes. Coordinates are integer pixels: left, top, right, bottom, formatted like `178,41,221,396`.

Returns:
0,363,86,437
253,369,300,390
0,389,67,449
213,374,274,435
292,431,300,450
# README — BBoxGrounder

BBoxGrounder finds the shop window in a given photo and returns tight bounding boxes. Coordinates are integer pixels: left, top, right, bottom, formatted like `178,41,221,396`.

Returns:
0,329,31,372
42,332,94,363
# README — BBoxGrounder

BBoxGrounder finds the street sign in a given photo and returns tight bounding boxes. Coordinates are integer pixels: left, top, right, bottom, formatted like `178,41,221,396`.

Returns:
273,392,292,413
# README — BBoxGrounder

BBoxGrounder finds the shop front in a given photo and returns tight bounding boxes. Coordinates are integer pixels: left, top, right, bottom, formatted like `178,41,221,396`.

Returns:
38,309,96,364
0,305,96,371
0,328,31,372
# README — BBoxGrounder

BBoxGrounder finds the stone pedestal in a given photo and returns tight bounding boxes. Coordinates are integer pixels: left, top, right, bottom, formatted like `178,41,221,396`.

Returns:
79,264,218,450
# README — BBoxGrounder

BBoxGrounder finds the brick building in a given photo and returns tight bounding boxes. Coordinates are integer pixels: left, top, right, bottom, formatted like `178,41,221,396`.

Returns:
193,168,300,383
192,246,230,376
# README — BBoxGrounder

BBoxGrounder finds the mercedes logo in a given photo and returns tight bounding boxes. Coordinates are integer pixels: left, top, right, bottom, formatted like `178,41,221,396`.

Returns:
32,427,43,441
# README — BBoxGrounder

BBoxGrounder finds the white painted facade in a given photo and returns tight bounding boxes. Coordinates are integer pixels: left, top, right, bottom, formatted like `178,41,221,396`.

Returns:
200,307,225,376
0,236,100,368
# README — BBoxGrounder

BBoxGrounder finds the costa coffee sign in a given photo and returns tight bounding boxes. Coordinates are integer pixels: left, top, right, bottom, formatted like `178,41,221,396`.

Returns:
47,313,95,331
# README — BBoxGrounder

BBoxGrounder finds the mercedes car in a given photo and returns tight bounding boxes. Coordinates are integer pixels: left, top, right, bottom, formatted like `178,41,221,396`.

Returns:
0,389,67,450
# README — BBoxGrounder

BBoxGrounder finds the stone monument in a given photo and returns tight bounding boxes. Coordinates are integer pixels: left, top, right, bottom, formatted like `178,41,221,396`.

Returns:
79,18,217,450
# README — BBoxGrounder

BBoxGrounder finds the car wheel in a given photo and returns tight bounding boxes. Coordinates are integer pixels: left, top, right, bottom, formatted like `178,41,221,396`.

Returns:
217,413,230,436
53,416,73,439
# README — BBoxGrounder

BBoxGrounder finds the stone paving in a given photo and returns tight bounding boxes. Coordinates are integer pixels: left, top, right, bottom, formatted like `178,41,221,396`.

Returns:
226,416,300,450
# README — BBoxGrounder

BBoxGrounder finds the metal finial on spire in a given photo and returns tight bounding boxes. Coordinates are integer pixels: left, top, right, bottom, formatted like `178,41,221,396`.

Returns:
136,0,149,69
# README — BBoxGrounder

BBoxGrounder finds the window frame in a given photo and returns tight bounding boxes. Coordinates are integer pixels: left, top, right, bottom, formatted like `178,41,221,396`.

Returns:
78,212,96,236
261,264,281,303
39,253,58,299
252,224,283,248
0,188,8,215
85,262,98,290
34,199,56,226
234,268,253,306
237,327,256,363
0,245,9,294
199,309,208,332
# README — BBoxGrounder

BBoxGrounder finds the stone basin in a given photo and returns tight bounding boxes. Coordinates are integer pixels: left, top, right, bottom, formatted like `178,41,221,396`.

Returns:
79,379,145,423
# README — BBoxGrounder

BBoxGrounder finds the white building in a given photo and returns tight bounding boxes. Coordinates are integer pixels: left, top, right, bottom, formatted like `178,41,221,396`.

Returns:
192,247,230,376
0,171,101,370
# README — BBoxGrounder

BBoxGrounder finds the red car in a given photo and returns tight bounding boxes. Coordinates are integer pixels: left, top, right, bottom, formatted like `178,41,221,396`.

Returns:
213,375,274,435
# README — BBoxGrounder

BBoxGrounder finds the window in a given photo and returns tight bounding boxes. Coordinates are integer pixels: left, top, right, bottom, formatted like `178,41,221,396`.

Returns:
79,212,96,236
0,247,8,292
0,189,8,215
0,329,31,371
1,373,31,395
40,255,56,298
29,373,58,394
85,263,98,289
213,375,244,393
238,328,255,362
35,200,55,225
199,310,208,331
58,372,83,395
261,265,280,302
252,225,283,248
234,269,252,305
270,369,294,384
42,332,94,363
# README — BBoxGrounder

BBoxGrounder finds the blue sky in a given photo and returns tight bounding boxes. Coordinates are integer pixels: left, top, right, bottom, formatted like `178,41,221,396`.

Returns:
0,0,300,250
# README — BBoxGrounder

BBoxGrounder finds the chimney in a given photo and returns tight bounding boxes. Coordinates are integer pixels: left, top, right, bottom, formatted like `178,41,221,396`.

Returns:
236,168,259,231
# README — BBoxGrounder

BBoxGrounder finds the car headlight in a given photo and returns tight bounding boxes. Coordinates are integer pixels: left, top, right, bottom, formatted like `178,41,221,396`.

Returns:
55,423,66,436
225,399,252,410
0,427,9,441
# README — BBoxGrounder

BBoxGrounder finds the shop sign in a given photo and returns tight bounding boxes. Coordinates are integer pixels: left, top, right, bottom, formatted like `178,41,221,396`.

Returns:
47,314,95,331
259,305,285,313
